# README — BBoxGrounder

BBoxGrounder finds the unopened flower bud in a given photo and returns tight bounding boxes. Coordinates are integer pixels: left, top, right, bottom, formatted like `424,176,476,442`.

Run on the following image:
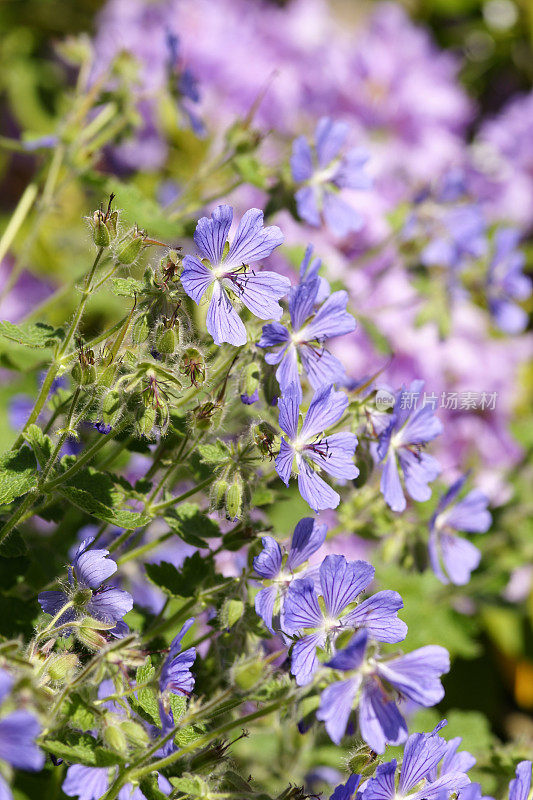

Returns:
76,625,107,651
71,359,97,387
189,400,223,434
103,719,128,755
92,212,111,248
131,313,150,344
225,475,243,521
347,744,378,778
212,477,229,510
48,653,79,681
155,322,178,355
116,227,145,265
120,720,150,747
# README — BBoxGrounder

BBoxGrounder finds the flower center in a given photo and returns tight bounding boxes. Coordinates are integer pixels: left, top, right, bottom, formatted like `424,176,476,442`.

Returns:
71,587,92,610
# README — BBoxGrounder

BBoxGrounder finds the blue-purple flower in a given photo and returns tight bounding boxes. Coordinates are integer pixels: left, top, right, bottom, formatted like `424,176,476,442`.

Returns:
166,30,204,136
361,721,472,800
62,764,171,800
331,774,361,800
276,383,358,511
258,246,355,398
487,228,531,335
316,629,449,751
180,205,288,346
253,517,327,632
419,204,487,271
429,475,491,586
459,761,532,800
38,537,133,638
376,380,442,513
158,618,196,755
282,554,407,685
291,118,371,237
0,670,44,800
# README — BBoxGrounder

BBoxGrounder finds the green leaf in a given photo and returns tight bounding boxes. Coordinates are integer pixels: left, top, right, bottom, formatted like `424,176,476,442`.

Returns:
134,658,161,726
0,320,64,348
164,503,220,547
220,598,244,629
58,467,151,529
174,723,206,748
112,277,145,297
0,446,38,507
42,732,124,767
63,694,96,731
170,774,209,797
24,424,53,467
169,693,187,723
146,552,222,598
139,775,170,800
197,441,230,464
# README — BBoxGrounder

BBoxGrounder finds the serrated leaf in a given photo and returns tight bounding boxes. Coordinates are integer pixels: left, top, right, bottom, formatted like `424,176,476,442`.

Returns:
135,658,161,726
170,774,209,796
112,277,145,297
58,467,150,529
0,446,38,507
146,552,222,598
169,693,187,723
24,424,53,467
164,503,220,547
175,723,206,748
197,441,230,464
0,320,64,348
63,694,96,731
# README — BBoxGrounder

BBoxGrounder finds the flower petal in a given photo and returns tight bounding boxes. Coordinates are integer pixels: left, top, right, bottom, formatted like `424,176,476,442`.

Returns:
181,255,215,304
343,590,407,643
300,385,349,441
320,555,374,618
288,518,327,570
253,536,282,579
193,204,233,264
297,457,340,511
206,281,247,346
226,208,283,266
317,677,359,745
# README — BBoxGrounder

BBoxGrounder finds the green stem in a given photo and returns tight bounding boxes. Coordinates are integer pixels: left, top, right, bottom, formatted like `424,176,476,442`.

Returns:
0,182,39,268
148,476,214,515
57,247,105,358
41,417,129,491
39,387,81,484
0,492,37,545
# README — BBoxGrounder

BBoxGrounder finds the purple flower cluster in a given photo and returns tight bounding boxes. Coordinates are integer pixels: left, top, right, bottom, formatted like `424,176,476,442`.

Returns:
0,671,44,800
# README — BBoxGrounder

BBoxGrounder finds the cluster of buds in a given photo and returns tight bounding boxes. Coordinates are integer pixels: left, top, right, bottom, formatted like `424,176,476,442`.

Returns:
88,194,118,248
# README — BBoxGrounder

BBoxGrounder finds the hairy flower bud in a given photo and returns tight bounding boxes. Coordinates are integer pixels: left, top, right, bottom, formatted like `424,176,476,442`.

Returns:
241,362,260,402
212,477,229,510
120,720,150,747
252,422,278,460
47,653,79,682
103,718,129,755
116,226,145,265
92,211,111,248
155,322,178,356
225,475,244,520
71,347,97,386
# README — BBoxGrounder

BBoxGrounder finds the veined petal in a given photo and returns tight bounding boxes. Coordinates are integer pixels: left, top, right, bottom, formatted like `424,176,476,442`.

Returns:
226,208,283,265
343,590,407,643
380,454,406,513
73,541,117,589
291,632,325,686
277,383,300,439
88,586,133,623
181,255,214,304
301,290,356,341
326,630,368,671
376,645,449,707
297,457,340,511
63,765,110,800
237,270,290,320
253,536,282,579
509,762,532,800
361,760,397,800
255,586,278,634
300,385,349,441
276,344,301,397
359,679,408,753
0,711,44,770
399,450,441,503
317,677,360,745
193,204,233,264
206,281,247,346
320,555,374,617
289,278,320,331
282,576,322,632
258,322,290,349
299,346,347,391
288,518,327,570
275,438,295,486
323,191,363,238
305,432,358,481
399,728,448,795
